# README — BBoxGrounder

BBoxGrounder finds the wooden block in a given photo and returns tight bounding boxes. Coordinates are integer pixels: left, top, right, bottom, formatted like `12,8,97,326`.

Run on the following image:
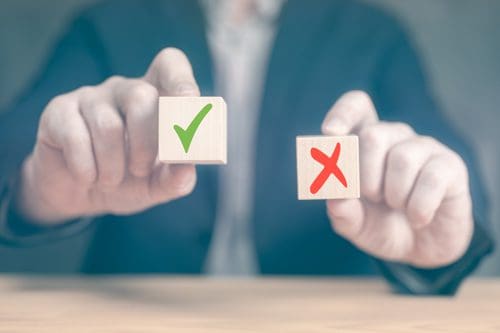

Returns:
159,96,227,164
296,135,360,200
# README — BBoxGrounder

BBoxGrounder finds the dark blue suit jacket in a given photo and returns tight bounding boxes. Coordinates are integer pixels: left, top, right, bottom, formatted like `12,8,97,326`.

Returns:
0,0,493,294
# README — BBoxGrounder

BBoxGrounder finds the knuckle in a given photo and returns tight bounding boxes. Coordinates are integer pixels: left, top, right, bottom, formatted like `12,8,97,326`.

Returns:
61,129,88,151
455,154,469,178
103,75,125,87
129,160,151,178
360,173,382,200
130,149,157,178
386,192,403,210
75,85,96,100
361,183,381,201
420,168,442,188
447,150,466,168
384,181,406,209
441,150,469,180
408,205,432,225
129,151,156,177
46,94,75,113
74,164,96,185
360,181,383,204
385,179,407,209
40,102,59,131
391,122,414,135
388,148,413,172
359,126,383,149
92,106,123,135
125,82,158,113
98,172,123,187
418,135,438,147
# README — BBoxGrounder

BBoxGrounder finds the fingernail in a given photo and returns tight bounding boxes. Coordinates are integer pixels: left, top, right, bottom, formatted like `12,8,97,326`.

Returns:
171,164,196,192
324,122,348,135
174,82,199,96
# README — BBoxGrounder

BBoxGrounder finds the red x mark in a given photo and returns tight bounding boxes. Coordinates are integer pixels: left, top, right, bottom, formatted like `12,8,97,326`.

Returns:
310,143,347,194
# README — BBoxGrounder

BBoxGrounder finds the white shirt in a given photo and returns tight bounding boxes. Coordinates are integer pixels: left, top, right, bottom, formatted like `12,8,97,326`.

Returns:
202,0,285,275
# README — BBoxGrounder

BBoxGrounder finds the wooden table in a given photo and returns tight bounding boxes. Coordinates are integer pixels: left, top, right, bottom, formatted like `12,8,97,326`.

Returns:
0,277,498,332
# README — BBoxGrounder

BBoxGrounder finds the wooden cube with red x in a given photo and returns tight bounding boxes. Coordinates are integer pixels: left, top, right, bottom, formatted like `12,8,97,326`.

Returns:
296,135,360,200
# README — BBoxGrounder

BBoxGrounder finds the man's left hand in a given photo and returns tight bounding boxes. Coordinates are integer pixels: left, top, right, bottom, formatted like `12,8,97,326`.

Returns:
322,91,473,268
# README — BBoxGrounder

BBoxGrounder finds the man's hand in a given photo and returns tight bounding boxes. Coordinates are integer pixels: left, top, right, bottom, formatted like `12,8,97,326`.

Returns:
322,91,474,268
15,48,199,225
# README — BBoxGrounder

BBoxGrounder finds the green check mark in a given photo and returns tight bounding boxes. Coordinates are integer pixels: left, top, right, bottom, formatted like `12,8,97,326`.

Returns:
173,103,213,153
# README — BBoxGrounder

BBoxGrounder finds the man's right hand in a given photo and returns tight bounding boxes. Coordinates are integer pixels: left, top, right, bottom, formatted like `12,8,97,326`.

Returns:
14,48,199,225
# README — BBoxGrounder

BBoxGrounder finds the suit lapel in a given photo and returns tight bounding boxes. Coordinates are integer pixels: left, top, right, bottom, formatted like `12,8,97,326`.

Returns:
151,0,214,93
259,0,345,126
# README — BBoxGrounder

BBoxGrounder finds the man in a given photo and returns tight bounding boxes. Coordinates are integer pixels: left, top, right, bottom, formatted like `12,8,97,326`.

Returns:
0,0,493,294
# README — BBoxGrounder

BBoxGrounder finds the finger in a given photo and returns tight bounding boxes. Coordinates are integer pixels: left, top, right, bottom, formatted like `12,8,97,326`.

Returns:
143,47,200,96
79,89,126,188
326,199,365,239
322,90,379,136
358,122,415,202
384,136,442,210
114,79,159,177
406,153,466,228
39,94,96,184
329,199,415,261
149,164,197,203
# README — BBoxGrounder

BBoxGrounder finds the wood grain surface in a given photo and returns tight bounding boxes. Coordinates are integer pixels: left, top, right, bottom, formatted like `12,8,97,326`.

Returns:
0,277,498,332
158,96,227,164
296,136,360,200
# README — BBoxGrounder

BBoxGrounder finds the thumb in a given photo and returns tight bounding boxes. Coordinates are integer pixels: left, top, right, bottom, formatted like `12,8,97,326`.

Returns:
149,163,197,203
143,47,200,96
326,198,365,240
321,91,378,136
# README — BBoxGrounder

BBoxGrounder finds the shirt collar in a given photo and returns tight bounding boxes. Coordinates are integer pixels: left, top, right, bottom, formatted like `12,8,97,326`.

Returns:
201,0,285,28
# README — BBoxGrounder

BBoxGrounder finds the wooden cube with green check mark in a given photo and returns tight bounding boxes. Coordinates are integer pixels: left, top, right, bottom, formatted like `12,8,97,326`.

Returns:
159,97,227,164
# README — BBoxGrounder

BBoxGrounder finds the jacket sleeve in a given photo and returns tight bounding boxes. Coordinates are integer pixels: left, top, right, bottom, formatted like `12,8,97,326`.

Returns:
0,15,110,246
368,19,494,295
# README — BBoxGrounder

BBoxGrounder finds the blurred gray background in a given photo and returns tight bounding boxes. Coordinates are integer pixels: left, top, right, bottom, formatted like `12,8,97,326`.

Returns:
0,0,499,275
